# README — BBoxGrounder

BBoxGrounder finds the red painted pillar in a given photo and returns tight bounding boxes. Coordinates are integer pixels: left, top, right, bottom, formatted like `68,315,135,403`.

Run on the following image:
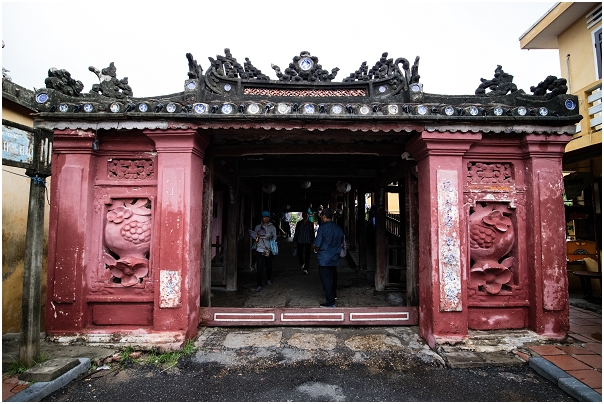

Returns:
522,133,572,338
144,129,210,341
45,130,96,333
407,131,481,347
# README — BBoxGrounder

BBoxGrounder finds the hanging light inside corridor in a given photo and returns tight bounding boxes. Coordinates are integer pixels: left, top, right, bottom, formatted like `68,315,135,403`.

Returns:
336,181,351,193
262,182,276,194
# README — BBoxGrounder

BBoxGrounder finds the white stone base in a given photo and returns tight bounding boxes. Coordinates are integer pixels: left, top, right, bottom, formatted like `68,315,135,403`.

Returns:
46,331,187,352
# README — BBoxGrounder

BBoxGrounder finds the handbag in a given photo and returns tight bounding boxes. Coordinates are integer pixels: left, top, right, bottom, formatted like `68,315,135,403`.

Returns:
291,247,298,257
270,239,279,255
339,236,347,258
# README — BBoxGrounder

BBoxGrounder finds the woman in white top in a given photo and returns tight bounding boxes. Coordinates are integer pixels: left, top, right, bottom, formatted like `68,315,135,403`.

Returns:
253,210,277,292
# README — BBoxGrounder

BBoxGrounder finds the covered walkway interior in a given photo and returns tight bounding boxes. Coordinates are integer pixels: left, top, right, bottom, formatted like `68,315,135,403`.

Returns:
210,237,406,308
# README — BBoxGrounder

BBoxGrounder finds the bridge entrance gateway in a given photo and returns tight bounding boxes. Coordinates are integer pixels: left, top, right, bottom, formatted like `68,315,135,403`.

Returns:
36,49,580,349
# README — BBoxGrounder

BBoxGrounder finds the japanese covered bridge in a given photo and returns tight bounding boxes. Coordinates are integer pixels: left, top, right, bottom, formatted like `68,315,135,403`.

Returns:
32,49,580,349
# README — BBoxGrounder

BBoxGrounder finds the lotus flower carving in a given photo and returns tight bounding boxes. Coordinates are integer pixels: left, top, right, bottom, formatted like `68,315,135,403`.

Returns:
103,254,148,287
470,260,514,294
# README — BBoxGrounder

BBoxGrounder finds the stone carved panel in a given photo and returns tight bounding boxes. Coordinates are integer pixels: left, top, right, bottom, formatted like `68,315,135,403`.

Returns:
437,170,462,312
467,163,513,185
468,202,515,294
160,270,181,308
108,159,154,180
103,198,152,287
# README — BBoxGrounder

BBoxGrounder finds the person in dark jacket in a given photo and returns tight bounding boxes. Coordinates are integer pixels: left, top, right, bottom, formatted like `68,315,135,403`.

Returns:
293,211,315,274
313,208,344,307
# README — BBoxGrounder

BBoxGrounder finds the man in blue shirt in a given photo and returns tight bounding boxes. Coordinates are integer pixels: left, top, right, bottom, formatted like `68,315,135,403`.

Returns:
313,208,344,307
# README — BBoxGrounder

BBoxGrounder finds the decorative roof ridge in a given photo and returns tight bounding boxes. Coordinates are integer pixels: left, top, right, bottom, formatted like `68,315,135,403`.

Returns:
34,120,173,131
30,50,580,126
424,123,576,135
33,119,575,135
35,50,570,101
33,119,424,133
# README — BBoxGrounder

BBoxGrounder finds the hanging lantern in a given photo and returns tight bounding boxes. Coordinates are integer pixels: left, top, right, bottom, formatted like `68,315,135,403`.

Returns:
336,181,351,193
262,182,276,194
300,181,311,189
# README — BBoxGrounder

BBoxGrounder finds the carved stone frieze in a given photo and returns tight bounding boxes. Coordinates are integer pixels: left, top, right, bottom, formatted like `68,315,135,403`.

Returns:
243,88,366,97
467,162,513,185
108,159,154,180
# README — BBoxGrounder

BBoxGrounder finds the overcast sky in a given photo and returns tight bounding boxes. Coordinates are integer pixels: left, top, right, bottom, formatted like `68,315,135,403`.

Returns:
2,1,560,97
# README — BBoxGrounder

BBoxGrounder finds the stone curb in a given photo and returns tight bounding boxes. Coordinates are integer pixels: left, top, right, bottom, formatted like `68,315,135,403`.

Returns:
5,358,90,402
529,357,602,402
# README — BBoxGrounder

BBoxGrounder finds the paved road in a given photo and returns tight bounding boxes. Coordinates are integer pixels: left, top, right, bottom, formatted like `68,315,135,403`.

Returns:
42,360,573,402
43,327,573,402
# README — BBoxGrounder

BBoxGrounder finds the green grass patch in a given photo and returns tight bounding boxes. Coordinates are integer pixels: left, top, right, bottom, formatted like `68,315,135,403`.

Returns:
144,340,197,368
4,360,28,376
4,352,51,376
120,346,135,362
113,340,197,369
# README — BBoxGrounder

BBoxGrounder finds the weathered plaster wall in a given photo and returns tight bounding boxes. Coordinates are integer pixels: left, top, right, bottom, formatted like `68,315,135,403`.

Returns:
1,167,50,333
2,101,50,333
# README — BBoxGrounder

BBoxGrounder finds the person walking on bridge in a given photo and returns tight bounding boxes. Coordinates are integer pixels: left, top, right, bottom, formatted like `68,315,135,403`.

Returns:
293,211,314,274
253,211,277,292
313,208,344,308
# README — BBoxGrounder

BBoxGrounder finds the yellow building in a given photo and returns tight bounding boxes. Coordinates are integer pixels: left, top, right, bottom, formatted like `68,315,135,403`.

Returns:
2,79,49,332
520,2,601,286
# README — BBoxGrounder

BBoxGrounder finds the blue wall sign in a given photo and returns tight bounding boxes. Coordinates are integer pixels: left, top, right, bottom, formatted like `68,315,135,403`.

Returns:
2,124,34,165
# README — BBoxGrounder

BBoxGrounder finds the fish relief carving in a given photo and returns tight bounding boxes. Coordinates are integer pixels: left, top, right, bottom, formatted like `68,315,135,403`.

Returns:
103,198,151,286
469,202,515,294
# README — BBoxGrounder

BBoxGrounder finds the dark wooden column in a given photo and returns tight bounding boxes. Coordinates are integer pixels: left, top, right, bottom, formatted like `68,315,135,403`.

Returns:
357,185,368,271
19,170,49,367
348,187,356,251
200,159,214,307
404,163,419,306
243,193,252,271
18,127,52,367
375,186,387,291
225,185,240,291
